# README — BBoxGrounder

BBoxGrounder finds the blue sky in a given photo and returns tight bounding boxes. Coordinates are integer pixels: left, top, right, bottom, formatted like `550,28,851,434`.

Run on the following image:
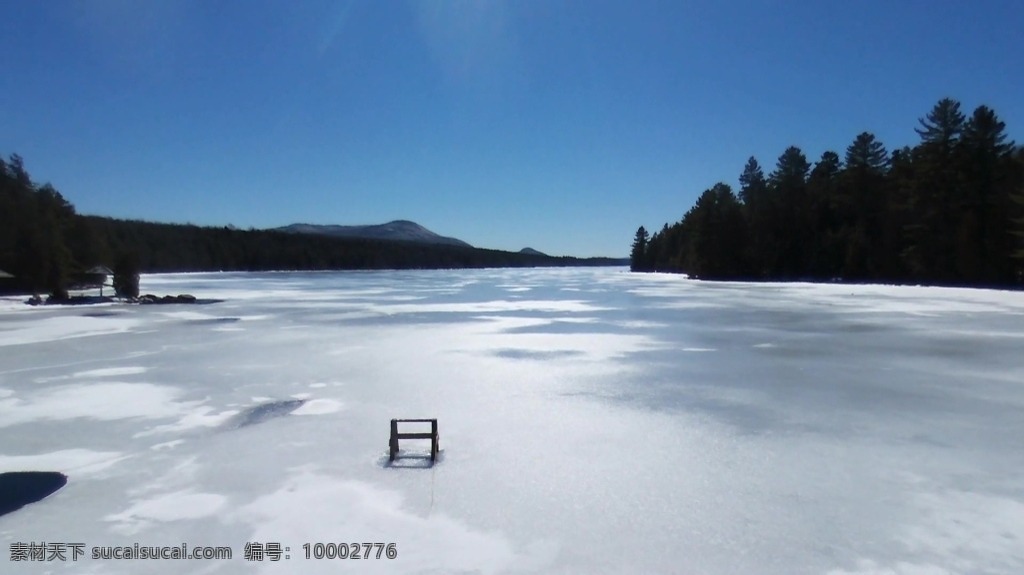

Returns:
3,1,1022,257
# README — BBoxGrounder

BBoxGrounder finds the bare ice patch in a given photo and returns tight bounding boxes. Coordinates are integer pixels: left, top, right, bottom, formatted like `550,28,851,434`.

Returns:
238,471,553,574
371,299,608,315
105,490,227,535
292,399,344,416
0,315,140,347
135,406,239,437
898,489,1024,573
72,366,148,378
149,440,185,451
0,449,125,476
0,383,193,428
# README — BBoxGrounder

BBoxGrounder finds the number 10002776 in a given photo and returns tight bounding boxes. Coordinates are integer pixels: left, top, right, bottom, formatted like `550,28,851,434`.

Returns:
302,542,397,560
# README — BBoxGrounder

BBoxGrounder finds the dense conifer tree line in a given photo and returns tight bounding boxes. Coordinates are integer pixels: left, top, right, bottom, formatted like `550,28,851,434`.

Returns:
1,155,619,297
0,155,80,297
632,99,1024,288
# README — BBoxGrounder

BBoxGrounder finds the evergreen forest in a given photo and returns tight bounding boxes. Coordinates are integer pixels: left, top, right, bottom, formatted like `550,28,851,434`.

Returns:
631,98,1024,288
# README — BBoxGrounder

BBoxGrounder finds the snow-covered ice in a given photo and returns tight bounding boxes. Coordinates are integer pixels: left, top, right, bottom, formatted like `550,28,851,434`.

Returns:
1,268,1022,574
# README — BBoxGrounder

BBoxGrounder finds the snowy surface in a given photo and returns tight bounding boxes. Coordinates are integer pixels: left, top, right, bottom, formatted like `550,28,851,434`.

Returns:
1,268,1023,574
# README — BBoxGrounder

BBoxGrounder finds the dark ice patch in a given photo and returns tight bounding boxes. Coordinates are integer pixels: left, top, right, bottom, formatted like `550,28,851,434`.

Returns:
494,348,585,360
0,471,68,518
81,311,122,318
187,317,241,325
227,399,306,428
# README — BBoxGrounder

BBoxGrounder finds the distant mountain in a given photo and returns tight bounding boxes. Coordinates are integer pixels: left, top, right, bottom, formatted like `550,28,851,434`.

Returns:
79,214,626,274
276,220,472,248
519,247,548,257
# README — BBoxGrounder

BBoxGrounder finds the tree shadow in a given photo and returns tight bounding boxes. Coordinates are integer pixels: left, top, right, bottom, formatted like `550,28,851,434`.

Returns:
377,450,444,469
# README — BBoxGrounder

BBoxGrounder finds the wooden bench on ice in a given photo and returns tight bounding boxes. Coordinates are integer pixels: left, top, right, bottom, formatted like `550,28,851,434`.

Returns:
389,419,439,462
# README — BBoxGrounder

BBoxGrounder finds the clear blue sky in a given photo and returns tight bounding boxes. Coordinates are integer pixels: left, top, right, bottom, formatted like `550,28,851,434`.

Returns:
3,1,1022,257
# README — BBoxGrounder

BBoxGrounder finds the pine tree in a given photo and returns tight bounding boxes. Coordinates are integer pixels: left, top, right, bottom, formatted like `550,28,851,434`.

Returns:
738,156,772,278
113,252,141,299
738,157,768,205
845,132,889,172
630,226,650,272
959,106,1017,284
905,99,967,283
882,147,916,280
915,98,966,149
768,146,811,278
840,133,889,279
807,151,843,278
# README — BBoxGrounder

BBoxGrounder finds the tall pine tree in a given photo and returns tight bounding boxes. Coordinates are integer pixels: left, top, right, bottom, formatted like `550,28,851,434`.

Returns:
905,98,967,282
840,132,889,279
630,226,650,272
768,147,811,278
959,105,1016,284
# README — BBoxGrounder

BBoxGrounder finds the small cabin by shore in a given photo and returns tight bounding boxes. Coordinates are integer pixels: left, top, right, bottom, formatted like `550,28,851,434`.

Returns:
83,266,114,296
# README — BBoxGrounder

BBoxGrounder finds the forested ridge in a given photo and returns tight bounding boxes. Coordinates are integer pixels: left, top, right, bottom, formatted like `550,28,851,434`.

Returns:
631,98,1024,288
0,156,619,296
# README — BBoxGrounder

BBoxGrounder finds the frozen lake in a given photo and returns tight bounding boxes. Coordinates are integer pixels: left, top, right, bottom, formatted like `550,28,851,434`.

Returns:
1,268,1023,574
